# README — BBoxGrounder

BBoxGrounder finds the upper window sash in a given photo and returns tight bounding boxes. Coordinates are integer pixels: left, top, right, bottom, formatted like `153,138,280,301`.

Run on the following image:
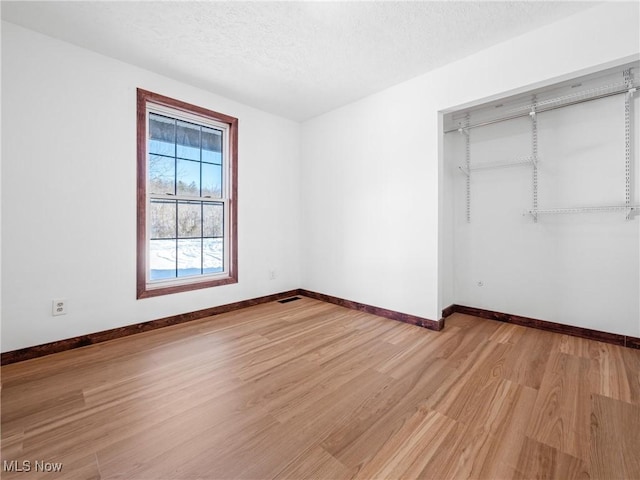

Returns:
145,105,230,202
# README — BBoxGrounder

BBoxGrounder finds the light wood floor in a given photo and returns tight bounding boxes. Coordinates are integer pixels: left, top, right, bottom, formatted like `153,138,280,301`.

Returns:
2,297,639,479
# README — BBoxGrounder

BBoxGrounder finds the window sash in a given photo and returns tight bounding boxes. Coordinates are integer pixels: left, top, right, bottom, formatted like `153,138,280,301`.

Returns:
145,104,231,288
146,198,228,285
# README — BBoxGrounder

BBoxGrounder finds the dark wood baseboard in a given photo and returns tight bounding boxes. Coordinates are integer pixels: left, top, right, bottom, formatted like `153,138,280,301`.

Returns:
299,289,444,331
442,304,640,350
441,304,456,319
1,290,300,365
626,336,640,350
2,289,445,365
4,292,635,366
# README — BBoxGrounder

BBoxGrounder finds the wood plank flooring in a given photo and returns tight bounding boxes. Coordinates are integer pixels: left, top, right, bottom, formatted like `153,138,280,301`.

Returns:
1,297,639,479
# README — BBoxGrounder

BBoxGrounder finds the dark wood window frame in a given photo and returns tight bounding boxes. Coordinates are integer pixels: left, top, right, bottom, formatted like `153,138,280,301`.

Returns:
137,89,238,298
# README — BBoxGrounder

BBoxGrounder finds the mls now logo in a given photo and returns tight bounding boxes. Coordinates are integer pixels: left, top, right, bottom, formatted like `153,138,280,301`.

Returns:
3,460,63,473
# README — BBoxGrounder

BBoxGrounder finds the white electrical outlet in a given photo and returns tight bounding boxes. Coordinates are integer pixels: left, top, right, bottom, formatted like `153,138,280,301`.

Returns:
268,269,277,280
52,299,67,316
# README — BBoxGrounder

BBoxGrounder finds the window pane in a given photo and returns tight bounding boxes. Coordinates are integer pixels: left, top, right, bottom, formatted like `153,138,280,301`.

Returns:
203,202,223,237
203,237,224,274
178,201,202,238
150,239,176,280
202,127,222,164
176,159,200,196
149,114,175,156
201,163,222,198
176,120,200,160
177,238,202,277
150,199,177,238
149,155,175,195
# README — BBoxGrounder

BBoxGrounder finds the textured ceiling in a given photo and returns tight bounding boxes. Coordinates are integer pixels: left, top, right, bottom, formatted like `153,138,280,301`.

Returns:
1,1,599,121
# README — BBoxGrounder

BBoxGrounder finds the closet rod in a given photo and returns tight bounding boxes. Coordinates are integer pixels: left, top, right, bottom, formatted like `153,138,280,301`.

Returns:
444,85,636,134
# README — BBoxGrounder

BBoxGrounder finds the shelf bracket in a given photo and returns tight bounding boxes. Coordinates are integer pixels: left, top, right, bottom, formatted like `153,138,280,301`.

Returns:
464,113,471,223
624,69,633,218
524,209,538,222
531,96,538,223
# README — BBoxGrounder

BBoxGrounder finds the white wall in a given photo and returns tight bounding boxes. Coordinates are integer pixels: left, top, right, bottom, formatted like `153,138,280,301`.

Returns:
300,3,640,329
1,22,301,352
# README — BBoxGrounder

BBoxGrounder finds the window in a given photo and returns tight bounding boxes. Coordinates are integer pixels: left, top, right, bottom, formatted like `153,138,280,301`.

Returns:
137,89,238,298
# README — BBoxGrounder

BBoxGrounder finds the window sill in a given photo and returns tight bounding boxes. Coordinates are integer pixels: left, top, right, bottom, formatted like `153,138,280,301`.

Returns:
137,274,238,299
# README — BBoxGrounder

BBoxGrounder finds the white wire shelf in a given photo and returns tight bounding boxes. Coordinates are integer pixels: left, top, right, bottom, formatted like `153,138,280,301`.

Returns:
505,80,638,116
525,205,640,220
445,73,639,134
459,156,536,176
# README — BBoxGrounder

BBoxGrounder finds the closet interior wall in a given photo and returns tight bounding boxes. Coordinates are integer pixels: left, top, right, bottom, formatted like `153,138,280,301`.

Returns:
443,64,640,337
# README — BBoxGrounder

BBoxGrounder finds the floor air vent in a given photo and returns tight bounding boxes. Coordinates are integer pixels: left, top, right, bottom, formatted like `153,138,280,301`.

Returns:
278,296,302,304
